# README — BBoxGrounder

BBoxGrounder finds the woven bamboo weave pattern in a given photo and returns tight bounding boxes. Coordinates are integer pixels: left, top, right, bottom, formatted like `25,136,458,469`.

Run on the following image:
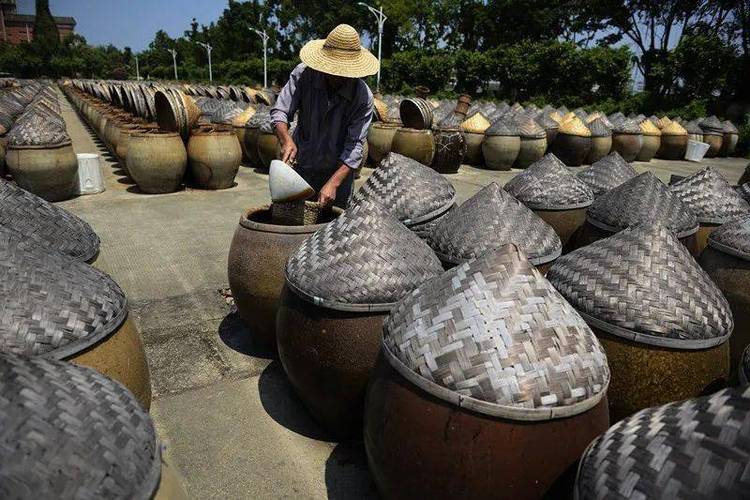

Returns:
700,115,724,133
0,355,160,500
0,180,100,262
576,385,750,499
587,172,698,237
708,215,750,261
350,152,456,225
670,168,750,224
382,245,609,420
740,346,750,385
577,152,638,196
504,153,594,209
547,224,733,348
0,231,127,359
429,183,561,265
736,183,750,203
409,204,454,240
285,198,443,310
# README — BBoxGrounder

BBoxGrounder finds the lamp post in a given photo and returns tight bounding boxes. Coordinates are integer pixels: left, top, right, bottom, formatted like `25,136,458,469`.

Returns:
167,48,178,81
250,28,269,89
135,54,140,81
197,42,213,82
358,2,386,91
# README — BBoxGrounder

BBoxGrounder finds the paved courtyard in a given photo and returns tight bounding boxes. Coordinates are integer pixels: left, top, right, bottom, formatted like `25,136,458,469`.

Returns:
55,90,748,499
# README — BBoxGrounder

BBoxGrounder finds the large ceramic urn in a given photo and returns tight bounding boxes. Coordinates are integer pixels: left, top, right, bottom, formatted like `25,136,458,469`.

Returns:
609,117,643,162
6,138,77,202
127,130,187,194
505,153,594,251
276,199,443,438
575,386,750,499
721,120,739,157
512,114,547,169
684,119,705,143
576,152,638,198
550,116,592,166
0,180,100,262
656,121,689,160
241,105,270,168
636,118,661,162
700,115,725,158
575,172,699,254
430,113,467,174
187,126,242,189
584,117,613,165
0,354,187,499
367,122,399,167
699,217,750,382
0,229,151,409
481,115,520,171
365,245,611,499
549,224,732,421
390,127,435,166
429,183,561,273
460,111,491,166
231,105,257,163
670,167,750,252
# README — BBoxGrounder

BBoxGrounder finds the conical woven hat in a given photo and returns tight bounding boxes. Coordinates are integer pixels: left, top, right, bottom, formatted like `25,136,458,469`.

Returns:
0,355,161,499
576,385,750,499
300,24,379,78
737,183,750,203
708,215,750,261
640,119,661,136
429,183,561,265
661,120,687,136
0,180,100,262
586,111,603,123
285,199,443,311
461,111,491,133
657,116,672,129
382,244,610,420
350,152,455,226
670,167,750,224
587,117,612,138
587,172,698,237
0,229,128,359
535,111,559,131
548,223,733,348
558,116,592,137
549,110,564,123
504,153,594,210
577,152,638,197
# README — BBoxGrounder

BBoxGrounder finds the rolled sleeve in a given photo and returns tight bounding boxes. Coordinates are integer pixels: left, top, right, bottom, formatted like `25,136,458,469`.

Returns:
270,63,305,127
339,90,374,169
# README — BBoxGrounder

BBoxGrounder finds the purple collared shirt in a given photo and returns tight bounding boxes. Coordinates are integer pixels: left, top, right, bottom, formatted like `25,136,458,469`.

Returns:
271,63,373,173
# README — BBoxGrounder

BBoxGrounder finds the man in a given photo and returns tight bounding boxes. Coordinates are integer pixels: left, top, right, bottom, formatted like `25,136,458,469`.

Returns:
270,24,378,208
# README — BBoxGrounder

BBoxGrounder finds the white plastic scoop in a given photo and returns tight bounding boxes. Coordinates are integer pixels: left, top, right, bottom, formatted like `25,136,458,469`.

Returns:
269,160,315,202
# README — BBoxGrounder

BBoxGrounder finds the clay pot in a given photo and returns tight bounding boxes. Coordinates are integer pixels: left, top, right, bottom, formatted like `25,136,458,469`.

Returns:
126,131,187,194
364,355,610,499
534,208,588,252
462,132,485,166
399,98,433,130
636,134,660,162
276,285,386,438
481,135,520,171
227,207,341,348
257,130,280,170
431,128,466,174
514,136,547,169
656,134,689,160
390,127,435,166
115,127,143,174
721,133,739,157
187,128,242,189
551,134,591,167
703,133,723,158
6,142,78,202
573,220,700,257
610,133,643,162
585,136,612,165
367,122,399,167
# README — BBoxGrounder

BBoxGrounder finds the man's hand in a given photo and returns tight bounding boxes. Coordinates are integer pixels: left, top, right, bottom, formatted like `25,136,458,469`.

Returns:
318,164,352,208
280,137,298,164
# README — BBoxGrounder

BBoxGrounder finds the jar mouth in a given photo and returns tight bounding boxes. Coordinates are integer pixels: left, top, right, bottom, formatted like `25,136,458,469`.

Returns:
239,205,342,234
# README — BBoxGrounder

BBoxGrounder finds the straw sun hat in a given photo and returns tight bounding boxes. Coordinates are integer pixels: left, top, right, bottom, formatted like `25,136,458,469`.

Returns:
300,24,380,78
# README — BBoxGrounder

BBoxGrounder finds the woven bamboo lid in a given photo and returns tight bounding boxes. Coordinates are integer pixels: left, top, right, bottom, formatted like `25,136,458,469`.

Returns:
549,110,564,123
535,111,559,131
723,120,739,134
485,115,518,136
558,116,592,137
461,111,491,133
429,183,561,266
8,112,70,147
738,183,750,203
0,354,160,499
708,216,750,261
586,111,603,123
639,119,662,136
700,115,724,134
504,153,595,210
613,117,642,135
245,105,271,129
510,102,524,113
231,104,256,127
587,117,612,138
670,167,750,224
609,112,626,124
382,244,610,421
575,385,750,499
741,346,750,385
548,223,732,349
284,199,443,312
350,152,456,226
577,152,638,197
514,115,547,139
657,116,672,129
587,172,698,237
0,180,100,262
683,120,703,135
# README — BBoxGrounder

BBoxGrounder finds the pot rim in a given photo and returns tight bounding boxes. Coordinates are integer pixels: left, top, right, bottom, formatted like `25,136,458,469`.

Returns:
585,216,699,238
130,130,181,139
436,245,561,267
8,140,73,150
238,205,342,235
708,238,750,262
284,274,395,313
403,197,456,226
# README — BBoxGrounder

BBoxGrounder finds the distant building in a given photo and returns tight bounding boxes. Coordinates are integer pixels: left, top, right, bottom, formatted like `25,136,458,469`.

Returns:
0,0,76,45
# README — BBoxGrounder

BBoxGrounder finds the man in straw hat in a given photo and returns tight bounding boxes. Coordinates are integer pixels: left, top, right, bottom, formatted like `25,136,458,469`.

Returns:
271,24,379,208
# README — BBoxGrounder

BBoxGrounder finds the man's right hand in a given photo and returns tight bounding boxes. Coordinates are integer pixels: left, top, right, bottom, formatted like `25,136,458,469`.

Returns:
280,137,298,165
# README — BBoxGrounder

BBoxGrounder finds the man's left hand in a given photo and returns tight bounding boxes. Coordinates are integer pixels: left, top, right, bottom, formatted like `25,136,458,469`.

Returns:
318,179,338,208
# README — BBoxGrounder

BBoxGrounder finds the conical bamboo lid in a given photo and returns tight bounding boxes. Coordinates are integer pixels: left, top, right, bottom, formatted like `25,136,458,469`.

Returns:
640,119,662,136
661,120,687,136
657,116,672,129
559,116,592,137
461,111,491,134
231,105,257,127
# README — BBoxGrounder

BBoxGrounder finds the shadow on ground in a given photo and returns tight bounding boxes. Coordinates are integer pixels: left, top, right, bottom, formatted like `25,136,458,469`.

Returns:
218,312,275,360
325,440,379,500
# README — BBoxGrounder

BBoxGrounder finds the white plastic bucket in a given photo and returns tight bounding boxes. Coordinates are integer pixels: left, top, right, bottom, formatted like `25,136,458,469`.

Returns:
685,140,710,162
76,153,105,195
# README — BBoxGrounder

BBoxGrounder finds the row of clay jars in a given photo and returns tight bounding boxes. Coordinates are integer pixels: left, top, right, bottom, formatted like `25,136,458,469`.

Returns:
370,123,465,174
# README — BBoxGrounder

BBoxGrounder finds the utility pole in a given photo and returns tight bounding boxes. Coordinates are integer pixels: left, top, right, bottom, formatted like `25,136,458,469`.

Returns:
358,2,386,91
167,48,178,81
197,42,213,83
135,54,140,81
250,28,269,88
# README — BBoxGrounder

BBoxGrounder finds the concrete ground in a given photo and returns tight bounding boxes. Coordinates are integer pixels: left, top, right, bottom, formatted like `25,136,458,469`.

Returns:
55,89,748,499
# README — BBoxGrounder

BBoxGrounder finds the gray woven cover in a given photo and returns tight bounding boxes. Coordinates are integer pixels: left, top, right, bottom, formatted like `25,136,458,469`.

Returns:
382,244,610,420
740,345,750,385
670,167,750,224
245,105,271,129
285,199,443,311
723,120,739,134
700,115,724,134
504,153,595,210
8,112,69,146
514,115,546,139
684,120,703,135
548,224,733,349
577,152,638,197
738,183,750,203
613,118,641,134
485,115,518,136
0,355,160,500
575,385,750,500
350,152,456,226
535,111,559,131
0,180,100,262
587,117,612,137
429,183,561,266
587,172,699,237
708,215,750,261
0,230,128,359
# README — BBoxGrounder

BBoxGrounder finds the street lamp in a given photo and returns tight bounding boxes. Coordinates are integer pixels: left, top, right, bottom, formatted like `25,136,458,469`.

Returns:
135,54,140,81
250,27,269,89
167,48,178,81
197,42,213,83
358,2,386,91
